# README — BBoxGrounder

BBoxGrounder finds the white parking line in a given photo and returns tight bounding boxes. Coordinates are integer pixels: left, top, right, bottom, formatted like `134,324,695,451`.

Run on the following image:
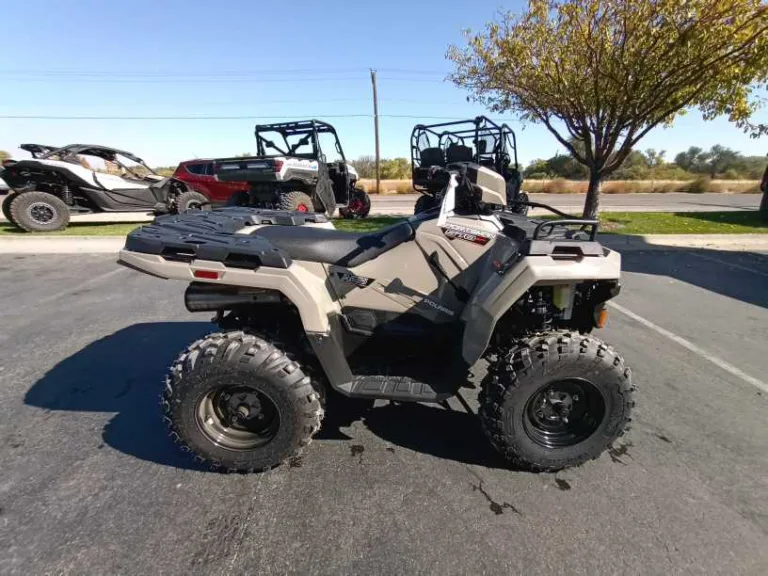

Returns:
609,301,768,394
687,252,768,279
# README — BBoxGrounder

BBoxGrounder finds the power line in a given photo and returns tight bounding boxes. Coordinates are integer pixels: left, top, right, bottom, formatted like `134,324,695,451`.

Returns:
0,113,509,121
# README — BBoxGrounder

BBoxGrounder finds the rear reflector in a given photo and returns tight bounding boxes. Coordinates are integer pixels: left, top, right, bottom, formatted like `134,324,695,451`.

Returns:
193,270,220,280
273,159,284,172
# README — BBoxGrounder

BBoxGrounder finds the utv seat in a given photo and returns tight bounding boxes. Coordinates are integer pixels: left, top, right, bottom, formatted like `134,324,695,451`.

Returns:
256,220,415,267
418,147,446,167
446,144,473,164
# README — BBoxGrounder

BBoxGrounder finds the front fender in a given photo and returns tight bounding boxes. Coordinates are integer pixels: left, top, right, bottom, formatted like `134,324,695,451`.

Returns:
460,248,622,365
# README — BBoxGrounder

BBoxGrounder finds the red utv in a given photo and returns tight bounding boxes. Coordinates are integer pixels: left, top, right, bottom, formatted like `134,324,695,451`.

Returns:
173,159,250,206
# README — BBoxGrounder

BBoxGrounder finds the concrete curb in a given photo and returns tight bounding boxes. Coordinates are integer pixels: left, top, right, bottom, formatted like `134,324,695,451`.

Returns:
598,234,768,252
1,233,767,254
0,236,125,254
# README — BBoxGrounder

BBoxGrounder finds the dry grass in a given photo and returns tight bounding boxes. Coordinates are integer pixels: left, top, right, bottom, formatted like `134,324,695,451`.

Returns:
358,179,414,194
358,177,760,195
522,179,760,194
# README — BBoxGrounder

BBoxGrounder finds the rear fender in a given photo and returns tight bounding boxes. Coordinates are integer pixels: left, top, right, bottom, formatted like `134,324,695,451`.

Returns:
460,248,622,364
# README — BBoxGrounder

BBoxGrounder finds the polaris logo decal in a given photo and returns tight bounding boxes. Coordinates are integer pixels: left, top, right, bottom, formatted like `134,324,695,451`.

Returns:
421,297,455,317
441,223,495,245
335,271,373,288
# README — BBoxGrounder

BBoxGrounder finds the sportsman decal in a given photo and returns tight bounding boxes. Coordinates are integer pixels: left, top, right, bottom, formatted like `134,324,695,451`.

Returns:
440,223,496,246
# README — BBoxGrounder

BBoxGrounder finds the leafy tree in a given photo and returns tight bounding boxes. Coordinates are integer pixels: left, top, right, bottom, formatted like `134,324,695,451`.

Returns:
674,147,709,173
448,0,768,217
0,150,9,162
350,155,376,179
380,157,412,180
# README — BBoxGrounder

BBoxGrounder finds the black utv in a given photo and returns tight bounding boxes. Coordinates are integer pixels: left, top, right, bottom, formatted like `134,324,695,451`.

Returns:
410,116,529,215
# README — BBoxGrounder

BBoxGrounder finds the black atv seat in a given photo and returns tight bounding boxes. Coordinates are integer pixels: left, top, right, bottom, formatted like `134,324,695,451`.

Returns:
256,220,415,267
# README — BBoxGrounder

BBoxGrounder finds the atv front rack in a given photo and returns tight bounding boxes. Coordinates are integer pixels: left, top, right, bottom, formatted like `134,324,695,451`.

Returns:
123,208,329,269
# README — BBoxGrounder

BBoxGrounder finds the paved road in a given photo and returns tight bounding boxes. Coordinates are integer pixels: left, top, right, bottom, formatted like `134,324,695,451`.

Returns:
1,250,767,574
1,192,761,224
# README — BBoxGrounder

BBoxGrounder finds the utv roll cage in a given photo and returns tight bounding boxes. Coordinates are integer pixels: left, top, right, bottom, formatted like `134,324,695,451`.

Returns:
410,116,519,191
38,144,158,179
254,120,347,162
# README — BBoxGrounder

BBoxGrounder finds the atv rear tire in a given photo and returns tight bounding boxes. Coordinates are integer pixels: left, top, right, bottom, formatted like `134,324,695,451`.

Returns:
9,191,70,232
480,332,634,472
339,188,371,219
279,191,314,213
164,331,323,472
176,190,210,213
2,191,20,225
414,194,437,215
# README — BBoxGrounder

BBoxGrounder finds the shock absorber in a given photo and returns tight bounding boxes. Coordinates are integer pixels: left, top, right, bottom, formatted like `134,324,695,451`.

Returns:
61,184,73,205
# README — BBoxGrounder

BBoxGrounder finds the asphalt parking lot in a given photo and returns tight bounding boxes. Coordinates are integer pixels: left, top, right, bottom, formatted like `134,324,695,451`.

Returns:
0,248,767,575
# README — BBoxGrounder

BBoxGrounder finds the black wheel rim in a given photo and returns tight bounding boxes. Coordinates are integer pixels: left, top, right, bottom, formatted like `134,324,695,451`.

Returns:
195,385,281,451
523,378,606,448
28,202,56,224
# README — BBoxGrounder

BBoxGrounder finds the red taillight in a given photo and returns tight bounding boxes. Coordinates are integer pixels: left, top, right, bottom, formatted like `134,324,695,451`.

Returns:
193,270,220,280
273,159,284,172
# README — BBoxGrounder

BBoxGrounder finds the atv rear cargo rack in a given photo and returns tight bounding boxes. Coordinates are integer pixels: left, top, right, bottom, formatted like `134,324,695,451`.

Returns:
123,208,329,270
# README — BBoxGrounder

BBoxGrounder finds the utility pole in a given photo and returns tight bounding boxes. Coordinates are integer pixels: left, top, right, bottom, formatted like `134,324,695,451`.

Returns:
370,69,380,194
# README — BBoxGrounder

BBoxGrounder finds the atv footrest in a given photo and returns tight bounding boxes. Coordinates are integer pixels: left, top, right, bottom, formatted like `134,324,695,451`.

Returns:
342,375,453,403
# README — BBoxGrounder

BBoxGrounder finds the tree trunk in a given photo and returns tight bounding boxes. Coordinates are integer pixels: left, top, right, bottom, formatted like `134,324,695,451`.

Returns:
760,164,768,223
760,188,768,223
583,170,601,219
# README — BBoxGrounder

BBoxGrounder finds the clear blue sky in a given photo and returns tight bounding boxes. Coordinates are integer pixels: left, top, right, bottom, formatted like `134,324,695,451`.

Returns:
1,0,765,167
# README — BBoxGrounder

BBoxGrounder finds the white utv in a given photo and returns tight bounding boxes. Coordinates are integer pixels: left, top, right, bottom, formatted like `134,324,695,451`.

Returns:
216,120,370,219
1,144,208,232
118,162,634,473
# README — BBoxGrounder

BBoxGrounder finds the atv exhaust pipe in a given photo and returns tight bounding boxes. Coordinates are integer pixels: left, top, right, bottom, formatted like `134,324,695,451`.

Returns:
184,282,282,312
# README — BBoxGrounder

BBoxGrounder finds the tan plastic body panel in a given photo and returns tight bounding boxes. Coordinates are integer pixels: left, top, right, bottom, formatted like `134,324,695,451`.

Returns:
461,248,622,364
118,250,339,332
327,215,498,322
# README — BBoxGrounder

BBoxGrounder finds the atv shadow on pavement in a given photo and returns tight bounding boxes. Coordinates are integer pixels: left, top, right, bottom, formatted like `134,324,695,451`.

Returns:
362,402,511,470
24,320,515,471
24,321,214,472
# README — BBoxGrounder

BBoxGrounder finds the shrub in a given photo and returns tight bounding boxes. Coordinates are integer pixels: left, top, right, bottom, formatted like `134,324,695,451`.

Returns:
541,178,572,194
683,176,712,194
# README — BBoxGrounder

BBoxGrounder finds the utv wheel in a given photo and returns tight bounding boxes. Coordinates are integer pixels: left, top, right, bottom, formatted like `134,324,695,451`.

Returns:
9,191,70,232
339,188,371,219
279,191,314,213
164,331,323,472
480,332,634,472
176,190,211,213
414,194,437,214
226,191,251,207
509,192,530,216
2,191,20,225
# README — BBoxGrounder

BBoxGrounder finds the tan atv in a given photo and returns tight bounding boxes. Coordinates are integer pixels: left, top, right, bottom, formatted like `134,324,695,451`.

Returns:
118,164,633,473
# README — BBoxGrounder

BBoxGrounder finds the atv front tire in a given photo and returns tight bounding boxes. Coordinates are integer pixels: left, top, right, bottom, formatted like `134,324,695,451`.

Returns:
480,332,633,472
9,191,70,232
279,191,314,212
176,190,210,213
164,331,323,472
2,191,20,225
